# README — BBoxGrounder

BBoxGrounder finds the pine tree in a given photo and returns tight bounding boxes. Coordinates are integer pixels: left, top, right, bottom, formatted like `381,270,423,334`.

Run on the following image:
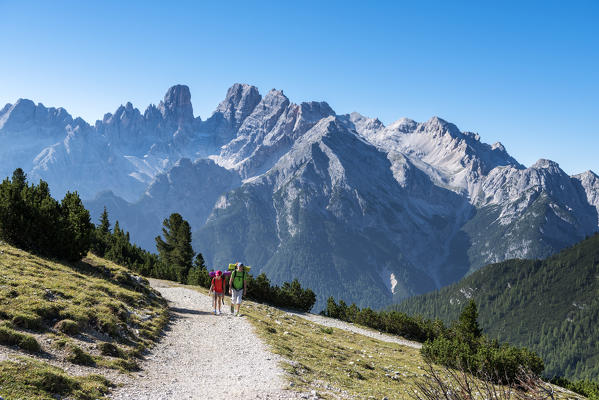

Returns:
187,253,210,287
60,191,92,261
155,213,194,283
11,168,27,189
100,207,110,234
456,299,483,343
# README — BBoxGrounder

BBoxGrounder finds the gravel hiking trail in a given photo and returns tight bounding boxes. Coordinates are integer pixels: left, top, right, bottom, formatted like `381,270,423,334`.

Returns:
109,279,298,400
282,309,421,350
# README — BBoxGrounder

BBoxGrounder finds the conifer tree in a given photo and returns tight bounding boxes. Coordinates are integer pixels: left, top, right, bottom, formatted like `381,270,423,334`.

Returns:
100,207,110,234
155,213,194,283
60,191,92,261
456,299,483,342
11,168,27,189
187,253,210,287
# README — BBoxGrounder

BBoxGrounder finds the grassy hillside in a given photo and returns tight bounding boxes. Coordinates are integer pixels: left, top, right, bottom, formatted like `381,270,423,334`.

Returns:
395,232,599,381
0,242,168,400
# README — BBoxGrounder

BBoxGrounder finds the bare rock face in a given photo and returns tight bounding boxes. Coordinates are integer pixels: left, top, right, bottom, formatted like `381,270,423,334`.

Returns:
201,83,262,147
573,170,599,225
214,83,262,132
158,84,194,128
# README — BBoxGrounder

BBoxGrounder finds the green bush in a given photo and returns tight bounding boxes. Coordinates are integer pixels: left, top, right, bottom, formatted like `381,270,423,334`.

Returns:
551,377,599,400
110,358,139,372
66,345,95,366
244,274,316,312
322,297,446,342
0,326,41,352
19,335,41,353
421,302,544,383
54,319,80,336
0,358,112,400
98,342,124,358
11,313,44,331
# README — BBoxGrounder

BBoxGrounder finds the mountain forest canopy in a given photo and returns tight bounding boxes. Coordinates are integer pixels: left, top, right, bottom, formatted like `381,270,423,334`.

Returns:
0,168,91,261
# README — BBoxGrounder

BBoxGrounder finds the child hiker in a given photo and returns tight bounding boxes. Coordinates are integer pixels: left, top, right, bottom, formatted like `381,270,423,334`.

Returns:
210,270,225,315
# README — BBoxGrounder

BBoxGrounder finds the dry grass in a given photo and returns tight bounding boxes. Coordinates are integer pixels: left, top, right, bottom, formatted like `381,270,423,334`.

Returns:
241,301,426,399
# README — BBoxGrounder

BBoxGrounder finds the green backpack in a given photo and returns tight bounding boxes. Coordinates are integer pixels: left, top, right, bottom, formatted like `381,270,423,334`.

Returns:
231,269,246,291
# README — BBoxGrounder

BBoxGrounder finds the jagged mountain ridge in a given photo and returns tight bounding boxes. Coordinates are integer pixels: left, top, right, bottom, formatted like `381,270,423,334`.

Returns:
2,83,599,309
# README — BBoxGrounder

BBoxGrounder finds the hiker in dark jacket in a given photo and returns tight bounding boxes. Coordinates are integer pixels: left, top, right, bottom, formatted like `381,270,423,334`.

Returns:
229,262,248,316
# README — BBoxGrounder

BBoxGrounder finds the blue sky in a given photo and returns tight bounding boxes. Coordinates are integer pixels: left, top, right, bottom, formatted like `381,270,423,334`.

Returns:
1,0,597,174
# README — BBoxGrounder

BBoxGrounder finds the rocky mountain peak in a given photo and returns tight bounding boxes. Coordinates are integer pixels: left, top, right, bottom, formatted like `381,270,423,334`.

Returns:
576,170,599,180
214,83,261,130
1,99,36,127
70,117,90,129
387,117,417,133
296,101,335,127
491,142,506,152
418,116,462,138
158,84,194,126
0,99,73,133
263,89,289,106
347,112,386,138
532,158,561,170
0,103,11,115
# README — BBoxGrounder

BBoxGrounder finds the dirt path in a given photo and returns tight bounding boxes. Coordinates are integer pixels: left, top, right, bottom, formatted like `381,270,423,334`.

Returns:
109,280,299,400
282,309,422,349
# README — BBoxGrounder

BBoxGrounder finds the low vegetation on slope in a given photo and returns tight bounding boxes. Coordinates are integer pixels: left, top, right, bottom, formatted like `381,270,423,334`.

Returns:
0,242,168,400
173,283,575,400
395,232,599,382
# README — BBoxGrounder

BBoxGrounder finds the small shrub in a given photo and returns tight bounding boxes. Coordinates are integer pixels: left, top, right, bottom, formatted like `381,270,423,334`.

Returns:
66,345,95,366
114,271,134,287
54,319,80,336
53,338,69,349
110,358,140,372
0,326,41,353
98,342,124,358
0,358,112,399
11,313,44,331
420,301,544,384
320,327,334,334
36,370,73,394
19,335,41,352
551,377,599,400
78,374,113,396
98,318,120,337
59,309,89,328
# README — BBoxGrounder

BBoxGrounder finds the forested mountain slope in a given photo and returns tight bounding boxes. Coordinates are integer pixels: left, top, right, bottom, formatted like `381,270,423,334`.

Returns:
395,233,599,381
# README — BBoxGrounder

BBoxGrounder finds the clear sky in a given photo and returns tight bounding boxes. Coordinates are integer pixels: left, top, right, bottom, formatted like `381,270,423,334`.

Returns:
1,0,597,174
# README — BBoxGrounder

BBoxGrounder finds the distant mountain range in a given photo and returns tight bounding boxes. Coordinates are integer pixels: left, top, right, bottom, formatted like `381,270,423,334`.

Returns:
1,84,598,309
394,232,599,381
